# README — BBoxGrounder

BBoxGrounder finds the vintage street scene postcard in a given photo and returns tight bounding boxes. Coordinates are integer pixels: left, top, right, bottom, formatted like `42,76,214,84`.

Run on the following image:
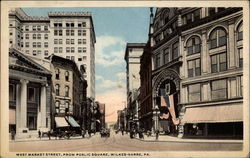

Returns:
0,1,249,158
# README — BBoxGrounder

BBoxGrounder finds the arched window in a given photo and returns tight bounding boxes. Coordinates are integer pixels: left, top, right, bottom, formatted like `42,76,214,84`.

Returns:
237,22,243,41
55,84,60,96
209,28,227,49
65,71,69,81
65,86,69,97
55,68,60,79
187,36,201,55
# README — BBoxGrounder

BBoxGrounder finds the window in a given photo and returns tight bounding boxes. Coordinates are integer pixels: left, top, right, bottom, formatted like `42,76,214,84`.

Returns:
32,25,36,31
65,102,69,108
66,30,70,36
33,42,36,48
66,47,70,53
188,83,201,102
33,50,37,56
59,47,63,53
54,30,58,36
71,47,75,53
25,42,29,47
25,26,29,31
188,58,201,77
28,87,36,102
237,22,243,41
78,47,82,53
78,58,82,61
33,34,36,39
54,39,58,44
210,28,227,49
55,84,60,96
71,56,75,61
193,9,200,21
9,84,16,101
78,39,82,44
187,36,201,55
78,30,81,36
71,39,74,44
83,47,87,53
240,76,243,96
44,34,48,39
78,23,82,27
83,39,86,44
83,56,87,61
44,42,48,48
155,54,161,68
71,30,74,36
10,32,13,36
65,71,69,81
54,47,58,53
66,39,70,44
59,39,63,44
211,79,227,100
55,101,60,107
25,34,29,39
238,48,243,68
164,48,170,64
55,68,60,79
37,50,41,55
66,56,70,59
37,42,41,48
59,30,63,36
25,50,29,54
65,86,69,97
28,116,37,130
172,42,178,59
37,26,41,31
211,52,227,73
71,23,74,27
44,50,48,56
44,26,48,31
208,8,216,16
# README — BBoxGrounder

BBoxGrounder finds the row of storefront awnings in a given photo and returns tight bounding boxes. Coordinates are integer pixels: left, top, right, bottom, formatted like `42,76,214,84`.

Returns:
55,116,80,128
181,103,243,124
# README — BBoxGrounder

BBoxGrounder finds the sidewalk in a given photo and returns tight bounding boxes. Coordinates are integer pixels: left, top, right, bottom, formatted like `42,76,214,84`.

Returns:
134,134,243,144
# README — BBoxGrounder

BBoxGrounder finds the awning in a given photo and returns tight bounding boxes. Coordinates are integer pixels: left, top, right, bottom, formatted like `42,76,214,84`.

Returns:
55,117,70,128
66,116,80,127
182,104,243,124
9,109,16,124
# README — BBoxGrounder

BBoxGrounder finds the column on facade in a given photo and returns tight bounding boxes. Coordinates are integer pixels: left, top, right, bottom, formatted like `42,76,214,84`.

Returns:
15,83,21,130
19,79,29,132
39,85,47,131
152,96,158,134
228,20,236,68
202,30,208,74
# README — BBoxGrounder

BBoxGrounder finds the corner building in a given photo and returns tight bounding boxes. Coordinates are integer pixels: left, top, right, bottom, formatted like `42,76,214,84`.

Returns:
151,7,243,138
9,8,96,99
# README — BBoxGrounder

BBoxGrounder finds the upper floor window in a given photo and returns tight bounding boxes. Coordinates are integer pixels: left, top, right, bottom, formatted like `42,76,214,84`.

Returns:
238,48,243,68
25,34,29,39
188,58,201,77
25,26,29,31
187,36,201,55
211,52,227,73
55,84,60,96
164,48,170,64
211,79,227,100
172,42,178,60
208,8,216,16
44,34,48,39
65,86,69,97
155,54,161,68
55,68,60,79
65,71,69,81
44,42,48,48
28,87,36,102
37,34,41,39
209,28,227,49
237,22,243,41
37,26,41,31
44,26,48,31
33,34,36,39
188,83,201,102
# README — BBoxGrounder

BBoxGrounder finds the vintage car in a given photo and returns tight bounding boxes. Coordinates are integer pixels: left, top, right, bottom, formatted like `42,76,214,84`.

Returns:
100,128,110,137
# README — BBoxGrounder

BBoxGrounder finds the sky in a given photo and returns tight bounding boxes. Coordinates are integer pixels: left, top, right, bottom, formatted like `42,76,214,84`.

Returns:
23,7,151,123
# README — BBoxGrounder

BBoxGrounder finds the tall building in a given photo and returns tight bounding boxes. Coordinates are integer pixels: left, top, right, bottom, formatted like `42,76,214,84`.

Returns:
124,43,146,130
150,7,243,138
8,8,96,99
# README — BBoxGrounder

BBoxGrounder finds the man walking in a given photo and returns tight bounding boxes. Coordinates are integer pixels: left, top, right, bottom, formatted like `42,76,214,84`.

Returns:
38,130,41,139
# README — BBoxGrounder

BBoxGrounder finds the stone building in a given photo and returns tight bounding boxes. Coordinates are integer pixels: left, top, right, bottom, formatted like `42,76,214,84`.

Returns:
99,103,106,129
124,43,146,131
48,54,87,129
9,48,51,139
150,7,243,138
9,8,96,100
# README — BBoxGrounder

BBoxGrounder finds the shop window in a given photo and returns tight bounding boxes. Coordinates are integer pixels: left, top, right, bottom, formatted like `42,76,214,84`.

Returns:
188,83,201,102
209,28,227,49
211,52,227,73
187,36,201,55
211,79,227,100
188,58,201,77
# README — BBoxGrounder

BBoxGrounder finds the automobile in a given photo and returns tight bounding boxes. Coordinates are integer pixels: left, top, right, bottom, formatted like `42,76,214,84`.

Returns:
100,128,110,137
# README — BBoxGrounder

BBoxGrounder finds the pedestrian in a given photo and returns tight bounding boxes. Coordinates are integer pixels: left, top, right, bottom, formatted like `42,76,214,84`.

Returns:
11,129,15,141
155,129,159,141
122,130,124,135
82,129,86,138
48,130,51,140
88,130,91,137
38,130,41,139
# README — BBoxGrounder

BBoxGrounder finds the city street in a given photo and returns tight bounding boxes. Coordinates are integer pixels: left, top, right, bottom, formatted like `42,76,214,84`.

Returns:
10,130,242,152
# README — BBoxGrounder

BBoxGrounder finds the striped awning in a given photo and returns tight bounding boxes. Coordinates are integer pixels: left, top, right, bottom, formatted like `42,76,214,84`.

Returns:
9,109,16,124
55,117,69,128
66,116,80,127
182,103,243,124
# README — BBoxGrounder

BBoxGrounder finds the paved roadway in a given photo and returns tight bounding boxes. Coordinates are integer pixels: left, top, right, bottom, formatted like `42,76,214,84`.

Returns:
10,131,242,152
